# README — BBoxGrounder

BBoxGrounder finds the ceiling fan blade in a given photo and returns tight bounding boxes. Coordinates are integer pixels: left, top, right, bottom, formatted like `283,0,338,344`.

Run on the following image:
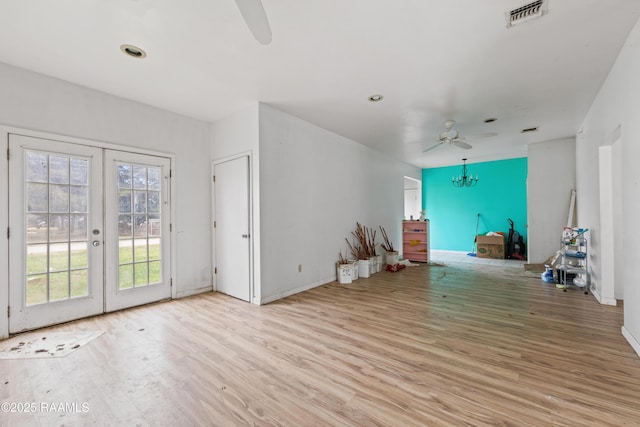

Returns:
423,141,445,153
469,132,498,139
235,0,272,45
453,140,472,150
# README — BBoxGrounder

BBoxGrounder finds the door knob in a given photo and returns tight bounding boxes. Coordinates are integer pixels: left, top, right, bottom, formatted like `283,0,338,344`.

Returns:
242,234,249,238
92,240,101,247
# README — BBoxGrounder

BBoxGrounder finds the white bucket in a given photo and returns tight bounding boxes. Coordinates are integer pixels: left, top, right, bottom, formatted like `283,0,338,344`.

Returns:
369,255,380,274
386,251,399,266
336,263,352,284
369,256,377,275
373,255,382,273
358,259,371,278
350,260,359,280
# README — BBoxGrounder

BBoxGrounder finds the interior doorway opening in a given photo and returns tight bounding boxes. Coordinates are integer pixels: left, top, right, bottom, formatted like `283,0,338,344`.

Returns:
404,177,422,220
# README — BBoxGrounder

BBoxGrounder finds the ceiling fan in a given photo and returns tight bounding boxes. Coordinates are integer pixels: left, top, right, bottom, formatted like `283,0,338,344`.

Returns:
423,120,472,153
235,0,272,45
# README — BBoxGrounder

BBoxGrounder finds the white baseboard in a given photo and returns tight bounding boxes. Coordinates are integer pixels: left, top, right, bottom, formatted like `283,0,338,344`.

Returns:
261,276,336,305
175,284,213,299
622,326,640,358
591,287,617,306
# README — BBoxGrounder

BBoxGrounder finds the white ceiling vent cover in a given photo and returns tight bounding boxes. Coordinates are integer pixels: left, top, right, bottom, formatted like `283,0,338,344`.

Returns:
507,0,548,27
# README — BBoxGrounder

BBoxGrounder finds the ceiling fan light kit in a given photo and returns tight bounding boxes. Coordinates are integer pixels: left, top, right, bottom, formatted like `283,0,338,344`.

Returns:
441,120,458,140
424,120,473,153
452,158,478,188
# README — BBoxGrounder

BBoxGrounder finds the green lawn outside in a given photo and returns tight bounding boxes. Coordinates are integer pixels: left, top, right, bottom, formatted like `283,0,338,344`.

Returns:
26,243,161,305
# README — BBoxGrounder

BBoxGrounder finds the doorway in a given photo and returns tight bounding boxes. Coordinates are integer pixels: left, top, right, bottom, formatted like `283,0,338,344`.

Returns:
598,134,623,304
404,177,422,220
8,133,172,333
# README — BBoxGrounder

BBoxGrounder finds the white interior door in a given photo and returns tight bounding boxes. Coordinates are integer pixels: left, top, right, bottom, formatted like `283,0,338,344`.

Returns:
104,150,172,312
214,156,251,302
8,134,104,333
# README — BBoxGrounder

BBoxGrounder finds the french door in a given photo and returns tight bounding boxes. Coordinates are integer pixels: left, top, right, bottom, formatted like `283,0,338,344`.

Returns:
8,134,171,333
104,150,171,312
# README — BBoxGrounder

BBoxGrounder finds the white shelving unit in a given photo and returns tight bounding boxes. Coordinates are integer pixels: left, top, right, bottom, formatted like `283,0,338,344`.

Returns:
557,231,588,293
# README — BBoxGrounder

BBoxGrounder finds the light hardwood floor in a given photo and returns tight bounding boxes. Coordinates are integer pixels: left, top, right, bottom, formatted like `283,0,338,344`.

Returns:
1,261,640,426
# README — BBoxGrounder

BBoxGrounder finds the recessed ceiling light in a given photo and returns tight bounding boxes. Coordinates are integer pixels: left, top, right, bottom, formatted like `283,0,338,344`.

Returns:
521,127,539,133
484,118,497,123
120,44,147,59
368,94,384,102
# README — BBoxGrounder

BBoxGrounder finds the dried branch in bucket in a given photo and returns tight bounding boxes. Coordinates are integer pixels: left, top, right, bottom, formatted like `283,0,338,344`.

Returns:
379,226,394,252
367,227,377,256
351,222,371,259
345,238,362,260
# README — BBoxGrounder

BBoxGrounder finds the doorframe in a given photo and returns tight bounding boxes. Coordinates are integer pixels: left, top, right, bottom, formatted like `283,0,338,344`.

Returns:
1,129,8,339
0,125,177,338
597,127,622,306
211,151,256,303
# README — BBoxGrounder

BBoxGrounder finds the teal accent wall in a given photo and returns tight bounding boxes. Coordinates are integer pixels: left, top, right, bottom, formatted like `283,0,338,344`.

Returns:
422,157,528,252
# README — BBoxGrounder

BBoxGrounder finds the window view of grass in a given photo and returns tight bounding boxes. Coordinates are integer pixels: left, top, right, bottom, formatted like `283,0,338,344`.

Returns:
25,243,161,305
27,247,88,275
119,243,161,290
26,269,88,306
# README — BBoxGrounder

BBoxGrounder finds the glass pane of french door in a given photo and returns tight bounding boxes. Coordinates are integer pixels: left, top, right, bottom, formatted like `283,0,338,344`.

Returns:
25,151,90,304
116,162,163,289
9,134,104,333
104,150,171,312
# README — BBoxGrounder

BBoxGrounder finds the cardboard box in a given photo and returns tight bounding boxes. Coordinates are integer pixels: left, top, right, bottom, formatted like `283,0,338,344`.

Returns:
476,234,505,259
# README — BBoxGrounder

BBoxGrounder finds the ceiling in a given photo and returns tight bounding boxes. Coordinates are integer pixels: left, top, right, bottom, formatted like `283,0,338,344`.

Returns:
1,0,639,168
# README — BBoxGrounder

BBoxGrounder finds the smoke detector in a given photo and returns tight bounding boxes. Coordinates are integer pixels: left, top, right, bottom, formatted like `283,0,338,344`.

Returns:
506,0,548,28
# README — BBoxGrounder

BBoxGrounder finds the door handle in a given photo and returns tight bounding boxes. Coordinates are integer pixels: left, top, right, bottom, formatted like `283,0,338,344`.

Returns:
242,234,249,239
92,240,101,247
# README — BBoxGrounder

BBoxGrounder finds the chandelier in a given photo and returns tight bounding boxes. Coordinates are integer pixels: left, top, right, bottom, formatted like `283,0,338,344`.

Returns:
452,158,478,188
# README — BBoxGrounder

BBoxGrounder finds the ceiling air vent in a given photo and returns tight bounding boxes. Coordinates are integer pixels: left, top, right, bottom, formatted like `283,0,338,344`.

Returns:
507,0,547,28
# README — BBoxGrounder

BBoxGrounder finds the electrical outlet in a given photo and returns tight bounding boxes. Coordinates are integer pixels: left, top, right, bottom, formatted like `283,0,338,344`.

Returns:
298,264,302,272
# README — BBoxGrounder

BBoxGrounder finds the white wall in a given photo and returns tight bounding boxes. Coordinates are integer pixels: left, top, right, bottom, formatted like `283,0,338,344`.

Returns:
527,138,576,264
258,104,421,303
579,16,640,356
210,104,262,303
0,61,213,338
